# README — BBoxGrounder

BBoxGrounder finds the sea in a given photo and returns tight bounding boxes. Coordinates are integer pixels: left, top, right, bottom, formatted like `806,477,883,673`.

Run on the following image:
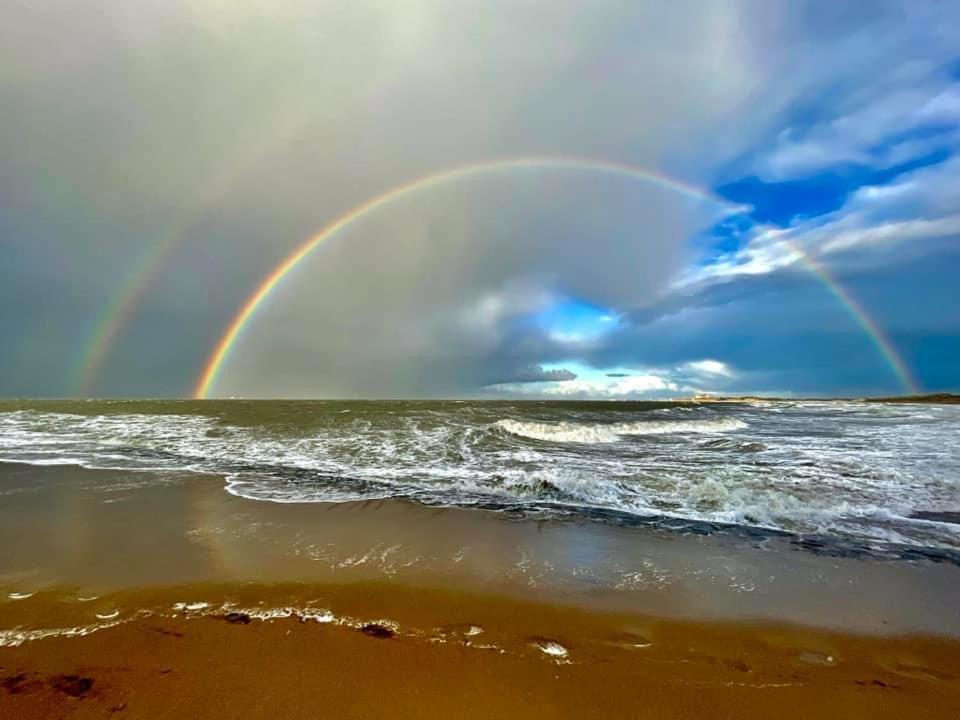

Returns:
1,399,958,562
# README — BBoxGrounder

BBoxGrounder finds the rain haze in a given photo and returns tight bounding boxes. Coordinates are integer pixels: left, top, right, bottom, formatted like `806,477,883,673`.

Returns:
2,0,958,398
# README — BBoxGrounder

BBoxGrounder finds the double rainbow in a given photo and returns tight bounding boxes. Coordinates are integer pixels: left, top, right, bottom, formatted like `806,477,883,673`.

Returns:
68,154,918,398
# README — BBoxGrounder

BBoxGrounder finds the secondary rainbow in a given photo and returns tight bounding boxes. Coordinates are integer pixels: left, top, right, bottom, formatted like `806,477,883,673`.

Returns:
193,156,918,398
74,236,182,395
72,103,321,396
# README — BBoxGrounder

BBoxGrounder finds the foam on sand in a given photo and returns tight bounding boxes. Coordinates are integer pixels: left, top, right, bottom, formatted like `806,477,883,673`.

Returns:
530,638,569,657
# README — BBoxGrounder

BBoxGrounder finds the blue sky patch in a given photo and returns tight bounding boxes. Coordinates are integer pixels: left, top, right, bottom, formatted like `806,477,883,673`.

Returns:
529,298,620,344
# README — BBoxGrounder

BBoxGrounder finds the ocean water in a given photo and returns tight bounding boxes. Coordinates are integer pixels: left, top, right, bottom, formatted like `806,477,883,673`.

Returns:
1,399,958,559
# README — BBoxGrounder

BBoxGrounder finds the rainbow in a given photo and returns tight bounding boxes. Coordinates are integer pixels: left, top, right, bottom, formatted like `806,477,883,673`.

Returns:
73,103,319,396
193,156,918,398
74,236,181,395
784,250,917,395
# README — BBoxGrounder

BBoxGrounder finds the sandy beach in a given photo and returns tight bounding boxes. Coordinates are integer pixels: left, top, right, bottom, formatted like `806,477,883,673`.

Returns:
2,461,959,717
3,582,960,719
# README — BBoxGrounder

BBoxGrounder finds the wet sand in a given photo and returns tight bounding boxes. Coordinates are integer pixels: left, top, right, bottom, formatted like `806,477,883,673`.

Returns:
2,463,960,717
2,583,960,719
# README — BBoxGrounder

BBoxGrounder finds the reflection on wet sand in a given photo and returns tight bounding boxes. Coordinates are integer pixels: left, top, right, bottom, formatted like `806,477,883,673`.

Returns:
2,463,959,634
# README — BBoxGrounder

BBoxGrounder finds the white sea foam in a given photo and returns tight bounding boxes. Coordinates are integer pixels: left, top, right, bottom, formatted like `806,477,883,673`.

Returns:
0,620,122,647
496,417,748,443
532,639,569,658
1,402,958,552
172,602,210,612
219,605,342,625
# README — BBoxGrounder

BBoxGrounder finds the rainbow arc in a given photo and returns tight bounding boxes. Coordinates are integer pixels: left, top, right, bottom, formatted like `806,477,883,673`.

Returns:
189,156,918,399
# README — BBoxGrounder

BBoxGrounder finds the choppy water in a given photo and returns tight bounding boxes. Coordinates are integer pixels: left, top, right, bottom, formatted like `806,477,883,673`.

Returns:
1,399,958,558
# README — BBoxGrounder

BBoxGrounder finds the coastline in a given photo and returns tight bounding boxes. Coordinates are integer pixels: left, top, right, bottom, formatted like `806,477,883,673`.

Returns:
691,392,960,404
3,461,960,716
3,462,960,635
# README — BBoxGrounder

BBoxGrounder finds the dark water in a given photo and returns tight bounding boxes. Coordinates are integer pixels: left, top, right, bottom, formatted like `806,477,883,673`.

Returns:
1,399,958,561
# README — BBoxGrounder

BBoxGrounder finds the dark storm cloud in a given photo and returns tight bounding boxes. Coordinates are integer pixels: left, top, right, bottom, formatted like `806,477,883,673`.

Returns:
584,245,960,395
0,0,956,397
1,0,765,397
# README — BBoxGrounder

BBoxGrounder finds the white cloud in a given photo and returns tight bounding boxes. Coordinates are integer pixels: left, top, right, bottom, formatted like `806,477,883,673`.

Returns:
485,358,742,399
686,359,734,377
488,374,680,399
820,215,960,254
754,69,960,181
685,154,960,289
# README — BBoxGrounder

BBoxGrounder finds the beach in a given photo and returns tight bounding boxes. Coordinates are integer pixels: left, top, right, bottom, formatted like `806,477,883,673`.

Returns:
2,460,960,717
3,581,960,719
4,0,959,715
2,400,959,716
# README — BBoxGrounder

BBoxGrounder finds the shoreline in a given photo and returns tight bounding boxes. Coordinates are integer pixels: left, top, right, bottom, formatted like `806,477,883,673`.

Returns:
2,462,960,636
2,456,960,716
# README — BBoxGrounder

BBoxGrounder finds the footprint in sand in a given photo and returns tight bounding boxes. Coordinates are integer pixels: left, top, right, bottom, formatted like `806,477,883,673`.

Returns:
1,672,43,695
360,623,396,639
50,675,94,698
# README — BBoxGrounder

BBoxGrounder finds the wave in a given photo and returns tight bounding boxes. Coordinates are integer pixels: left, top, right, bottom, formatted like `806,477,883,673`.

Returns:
2,403,958,554
496,417,748,443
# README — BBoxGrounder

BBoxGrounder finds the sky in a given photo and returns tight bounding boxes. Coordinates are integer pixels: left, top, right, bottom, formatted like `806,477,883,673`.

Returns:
1,0,958,399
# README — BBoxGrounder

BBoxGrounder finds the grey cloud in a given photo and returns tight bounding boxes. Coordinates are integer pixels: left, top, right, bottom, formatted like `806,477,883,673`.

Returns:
584,245,960,394
508,366,578,383
696,1,960,182
1,0,776,397
0,1,953,397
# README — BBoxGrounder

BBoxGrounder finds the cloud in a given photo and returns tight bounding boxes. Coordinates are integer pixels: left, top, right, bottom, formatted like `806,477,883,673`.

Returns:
488,373,681,400
484,358,742,399
586,240,960,395
1,0,766,396
686,154,960,292
756,80,960,180
686,360,734,378
504,365,578,383
722,4,960,183
192,0,770,398
0,0,956,397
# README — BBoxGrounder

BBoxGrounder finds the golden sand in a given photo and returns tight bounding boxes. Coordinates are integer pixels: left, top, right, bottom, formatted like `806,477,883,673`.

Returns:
2,582,959,719
3,464,959,717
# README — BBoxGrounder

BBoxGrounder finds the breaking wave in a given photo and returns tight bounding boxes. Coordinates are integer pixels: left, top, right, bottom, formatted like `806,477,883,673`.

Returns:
496,417,748,443
0,399,958,554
